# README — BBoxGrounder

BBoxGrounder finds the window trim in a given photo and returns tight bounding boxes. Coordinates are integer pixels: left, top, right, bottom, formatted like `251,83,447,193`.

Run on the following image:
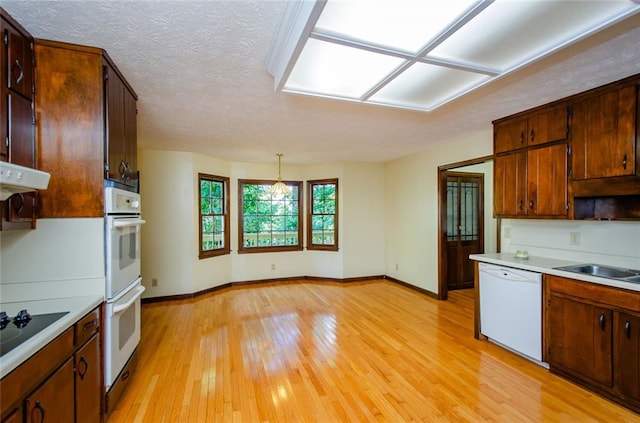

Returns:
307,178,339,252
198,173,231,259
238,179,303,254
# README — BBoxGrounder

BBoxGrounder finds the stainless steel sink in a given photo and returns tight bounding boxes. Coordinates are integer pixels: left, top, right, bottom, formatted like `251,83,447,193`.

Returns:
554,264,640,283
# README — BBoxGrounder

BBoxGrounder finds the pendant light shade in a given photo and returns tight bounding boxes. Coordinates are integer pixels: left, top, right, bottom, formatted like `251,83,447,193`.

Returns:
269,153,292,196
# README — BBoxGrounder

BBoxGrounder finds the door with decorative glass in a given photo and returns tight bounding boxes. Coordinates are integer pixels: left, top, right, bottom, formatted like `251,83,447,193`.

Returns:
444,172,484,291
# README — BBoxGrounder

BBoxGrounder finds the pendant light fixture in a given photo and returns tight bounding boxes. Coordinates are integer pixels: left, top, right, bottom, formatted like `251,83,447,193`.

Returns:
269,153,292,196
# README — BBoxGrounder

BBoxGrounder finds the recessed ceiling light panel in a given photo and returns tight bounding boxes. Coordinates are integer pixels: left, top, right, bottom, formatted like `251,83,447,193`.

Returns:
266,0,640,112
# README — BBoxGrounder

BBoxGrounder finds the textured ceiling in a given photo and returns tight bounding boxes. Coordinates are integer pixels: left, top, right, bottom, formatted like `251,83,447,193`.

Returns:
3,1,640,165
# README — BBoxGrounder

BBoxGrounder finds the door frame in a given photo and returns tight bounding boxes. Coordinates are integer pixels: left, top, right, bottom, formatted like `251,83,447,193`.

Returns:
437,155,494,300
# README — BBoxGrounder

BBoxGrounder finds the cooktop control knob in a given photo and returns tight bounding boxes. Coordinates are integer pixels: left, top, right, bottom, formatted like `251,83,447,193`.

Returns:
14,309,32,328
0,311,10,329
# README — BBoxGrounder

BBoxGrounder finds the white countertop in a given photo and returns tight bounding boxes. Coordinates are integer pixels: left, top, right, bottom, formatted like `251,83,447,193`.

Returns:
470,253,640,292
0,295,103,379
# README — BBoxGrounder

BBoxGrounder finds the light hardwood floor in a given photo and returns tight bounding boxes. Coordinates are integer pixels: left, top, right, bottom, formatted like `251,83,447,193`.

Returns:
108,279,640,422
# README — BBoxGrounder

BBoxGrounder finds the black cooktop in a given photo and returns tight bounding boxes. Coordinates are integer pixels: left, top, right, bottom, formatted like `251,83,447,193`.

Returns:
0,310,69,357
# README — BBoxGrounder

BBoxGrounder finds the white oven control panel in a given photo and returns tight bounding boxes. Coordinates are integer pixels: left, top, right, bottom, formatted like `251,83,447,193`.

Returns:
105,187,141,214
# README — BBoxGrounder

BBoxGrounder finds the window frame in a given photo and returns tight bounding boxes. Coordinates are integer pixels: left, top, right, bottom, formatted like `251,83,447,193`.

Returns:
238,179,303,254
307,178,339,251
198,173,231,259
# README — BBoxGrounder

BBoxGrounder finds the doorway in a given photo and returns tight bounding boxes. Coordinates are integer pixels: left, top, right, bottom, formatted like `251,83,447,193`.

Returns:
437,155,494,300
442,172,484,291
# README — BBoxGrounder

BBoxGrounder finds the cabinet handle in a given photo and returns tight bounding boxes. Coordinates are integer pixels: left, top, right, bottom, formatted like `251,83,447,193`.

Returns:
520,132,525,144
83,319,97,332
623,154,628,170
625,320,631,339
32,400,45,423
78,356,89,380
518,199,523,211
13,60,24,85
599,313,606,330
529,200,534,210
530,129,535,142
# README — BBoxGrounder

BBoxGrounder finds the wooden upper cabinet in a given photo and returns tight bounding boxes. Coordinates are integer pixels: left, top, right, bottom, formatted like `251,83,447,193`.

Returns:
35,41,104,218
494,104,569,154
527,104,569,147
5,21,33,100
105,62,138,188
35,39,138,218
493,151,527,217
494,118,527,154
571,83,637,180
527,144,567,217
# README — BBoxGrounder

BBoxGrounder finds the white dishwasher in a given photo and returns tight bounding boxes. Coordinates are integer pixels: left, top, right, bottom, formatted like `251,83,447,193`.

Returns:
479,262,544,365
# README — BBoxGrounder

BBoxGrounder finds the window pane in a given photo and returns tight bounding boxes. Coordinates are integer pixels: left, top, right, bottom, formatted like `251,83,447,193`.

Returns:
200,180,211,197
313,198,323,214
212,198,223,214
324,199,336,214
202,216,213,234
308,180,338,250
323,215,334,230
201,197,211,214
211,181,222,197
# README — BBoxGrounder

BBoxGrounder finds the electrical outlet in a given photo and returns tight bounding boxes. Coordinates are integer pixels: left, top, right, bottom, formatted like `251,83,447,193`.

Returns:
151,278,158,287
271,264,276,270
570,232,581,246
503,227,511,239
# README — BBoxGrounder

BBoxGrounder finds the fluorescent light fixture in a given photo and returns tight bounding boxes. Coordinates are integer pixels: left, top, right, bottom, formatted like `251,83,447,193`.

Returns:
266,0,640,112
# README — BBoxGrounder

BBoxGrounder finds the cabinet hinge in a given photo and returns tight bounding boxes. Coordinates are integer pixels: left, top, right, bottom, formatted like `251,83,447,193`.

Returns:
566,145,571,155
566,203,570,212
567,106,573,117
568,168,573,177
3,33,7,46
5,137,9,148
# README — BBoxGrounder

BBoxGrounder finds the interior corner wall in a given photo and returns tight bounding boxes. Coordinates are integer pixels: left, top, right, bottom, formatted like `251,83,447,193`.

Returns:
384,129,493,294
342,162,386,278
139,149,196,297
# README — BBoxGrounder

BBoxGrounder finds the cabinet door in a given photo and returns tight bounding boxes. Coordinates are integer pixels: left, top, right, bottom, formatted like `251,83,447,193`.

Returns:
5,23,33,100
616,312,640,401
548,294,613,387
494,151,526,217
7,92,34,167
527,144,567,216
123,86,137,181
572,85,636,179
75,335,102,423
106,63,126,182
25,358,74,423
527,104,568,147
494,118,527,154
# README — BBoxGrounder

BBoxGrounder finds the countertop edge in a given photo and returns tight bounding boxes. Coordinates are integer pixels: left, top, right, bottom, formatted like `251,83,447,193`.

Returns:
0,295,104,379
470,253,640,293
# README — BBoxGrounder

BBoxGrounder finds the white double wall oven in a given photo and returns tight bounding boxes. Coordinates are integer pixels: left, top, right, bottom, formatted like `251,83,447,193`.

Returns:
104,187,145,391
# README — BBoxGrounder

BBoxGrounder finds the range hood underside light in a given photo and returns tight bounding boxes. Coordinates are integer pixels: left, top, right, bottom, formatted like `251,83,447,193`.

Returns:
0,161,51,201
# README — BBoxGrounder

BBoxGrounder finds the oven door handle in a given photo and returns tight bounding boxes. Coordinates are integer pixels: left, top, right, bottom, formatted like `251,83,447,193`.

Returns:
113,218,146,229
112,285,146,315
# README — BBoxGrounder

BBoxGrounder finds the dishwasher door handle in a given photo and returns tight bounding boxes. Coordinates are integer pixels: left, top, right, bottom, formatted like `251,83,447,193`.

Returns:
480,269,534,282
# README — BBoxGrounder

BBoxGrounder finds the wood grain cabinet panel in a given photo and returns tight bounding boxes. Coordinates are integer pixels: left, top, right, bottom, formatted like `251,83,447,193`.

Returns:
616,312,640,401
493,151,527,217
527,144,567,217
494,118,527,153
572,84,637,180
25,358,75,423
547,293,613,388
75,335,102,423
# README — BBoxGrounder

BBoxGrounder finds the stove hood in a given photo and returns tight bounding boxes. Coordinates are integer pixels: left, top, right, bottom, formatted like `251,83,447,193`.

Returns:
0,161,51,201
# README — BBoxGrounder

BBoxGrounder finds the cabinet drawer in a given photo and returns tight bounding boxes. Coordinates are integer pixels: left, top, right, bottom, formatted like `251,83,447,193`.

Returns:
75,307,100,347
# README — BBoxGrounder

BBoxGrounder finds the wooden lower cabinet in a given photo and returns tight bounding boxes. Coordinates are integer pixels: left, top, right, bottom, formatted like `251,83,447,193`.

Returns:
616,312,640,401
75,335,102,423
547,293,613,387
546,275,640,412
25,358,75,423
0,306,103,422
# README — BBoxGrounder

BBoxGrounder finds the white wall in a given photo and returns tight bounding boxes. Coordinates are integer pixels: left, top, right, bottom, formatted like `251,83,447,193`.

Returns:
502,219,640,269
384,129,494,294
138,150,387,298
0,218,105,302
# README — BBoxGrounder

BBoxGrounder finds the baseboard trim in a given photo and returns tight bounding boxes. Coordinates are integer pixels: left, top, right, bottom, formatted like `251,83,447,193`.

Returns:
141,274,435,304
384,276,439,300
